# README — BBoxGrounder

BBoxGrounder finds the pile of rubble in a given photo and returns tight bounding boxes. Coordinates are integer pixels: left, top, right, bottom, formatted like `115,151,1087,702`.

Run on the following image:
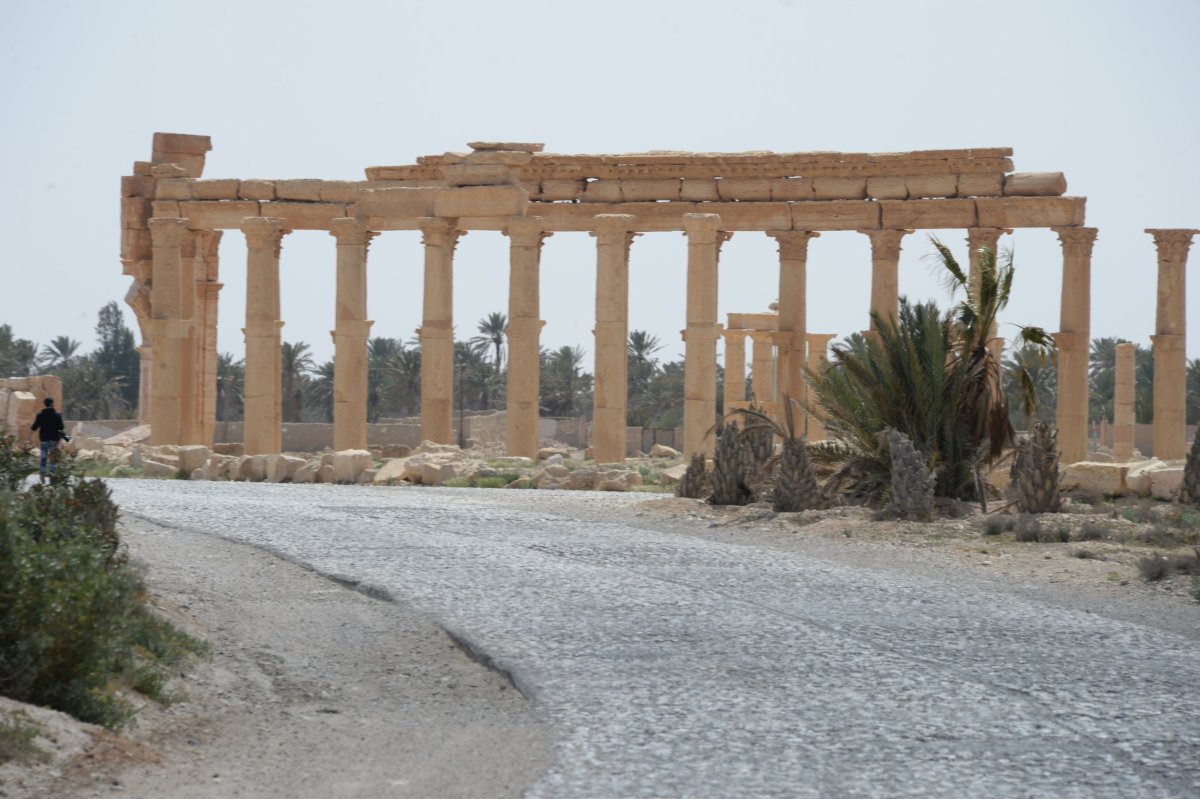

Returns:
61,426,688,492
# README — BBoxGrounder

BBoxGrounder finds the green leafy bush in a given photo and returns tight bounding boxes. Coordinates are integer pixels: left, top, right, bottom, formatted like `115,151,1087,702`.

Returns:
0,438,207,730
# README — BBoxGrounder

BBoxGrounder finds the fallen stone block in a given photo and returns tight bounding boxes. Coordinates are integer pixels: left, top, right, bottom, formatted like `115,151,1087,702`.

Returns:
292,462,320,483
356,469,377,485
318,464,337,484
1151,469,1184,501
597,468,643,492
177,445,211,475
332,449,374,483
659,464,689,485
142,460,177,479
373,458,411,485
104,424,152,447
649,444,680,459
1062,461,1129,497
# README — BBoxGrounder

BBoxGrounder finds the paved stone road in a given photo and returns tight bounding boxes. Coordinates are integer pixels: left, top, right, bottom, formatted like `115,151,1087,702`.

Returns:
110,480,1200,798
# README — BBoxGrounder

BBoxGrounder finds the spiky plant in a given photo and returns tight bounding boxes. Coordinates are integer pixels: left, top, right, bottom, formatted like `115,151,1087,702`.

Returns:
1180,430,1200,507
1013,421,1061,513
675,453,709,500
885,429,936,521
804,238,1054,504
708,423,755,506
731,398,824,513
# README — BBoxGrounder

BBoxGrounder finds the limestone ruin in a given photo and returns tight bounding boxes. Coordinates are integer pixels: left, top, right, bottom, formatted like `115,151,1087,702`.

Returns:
119,134,1196,464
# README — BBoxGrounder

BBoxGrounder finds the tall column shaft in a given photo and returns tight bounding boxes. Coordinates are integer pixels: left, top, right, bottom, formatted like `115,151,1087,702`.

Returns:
1147,228,1198,460
770,231,818,431
591,214,636,464
749,331,775,407
861,229,911,332
418,218,461,445
505,217,550,459
805,333,836,441
1053,227,1098,464
722,330,748,413
147,217,190,446
195,230,222,447
331,219,376,451
682,214,723,457
241,217,286,456
1113,342,1136,461
137,345,152,425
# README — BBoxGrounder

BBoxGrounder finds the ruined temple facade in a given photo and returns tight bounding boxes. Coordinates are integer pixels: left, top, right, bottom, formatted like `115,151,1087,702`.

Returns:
120,134,1195,463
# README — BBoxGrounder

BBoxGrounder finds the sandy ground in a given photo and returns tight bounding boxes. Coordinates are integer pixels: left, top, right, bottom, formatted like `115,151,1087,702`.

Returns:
0,515,554,799
2,491,1198,798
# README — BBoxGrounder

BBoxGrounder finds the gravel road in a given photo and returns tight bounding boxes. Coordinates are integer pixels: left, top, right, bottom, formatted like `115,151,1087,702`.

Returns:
109,480,1200,798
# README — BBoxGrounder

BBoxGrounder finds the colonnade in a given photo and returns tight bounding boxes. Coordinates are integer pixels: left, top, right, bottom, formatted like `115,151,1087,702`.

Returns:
143,213,1140,463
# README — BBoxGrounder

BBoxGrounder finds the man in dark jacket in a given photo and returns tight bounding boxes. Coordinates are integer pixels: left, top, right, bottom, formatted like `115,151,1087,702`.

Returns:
31,397,67,478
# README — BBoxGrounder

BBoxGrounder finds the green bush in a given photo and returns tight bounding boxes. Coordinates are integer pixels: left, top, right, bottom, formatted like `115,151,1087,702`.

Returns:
0,710,50,766
0,438,207,730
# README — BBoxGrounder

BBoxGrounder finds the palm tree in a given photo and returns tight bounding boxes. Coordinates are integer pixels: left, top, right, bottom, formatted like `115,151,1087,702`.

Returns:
806,239,1054,502
540,345,593,416
0,324,37,377
627,330,664,426
470,312,508,373
59,357,128,420
280,341,314,422
38,335,81,371
306,360,335,422
1004,343,1057,428
1136,346,1155,424
217,353,245,422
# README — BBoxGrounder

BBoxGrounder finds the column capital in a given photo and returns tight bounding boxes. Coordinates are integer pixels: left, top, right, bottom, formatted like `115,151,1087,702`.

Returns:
418,216,464,250
1053,226,1098,257
1145,228,1199,263
329,217,377,247
768,230,819,261
505,215,551,248
591,213,637,237
148,217,189,248
722,328,749,343
682,213,722,242
859,228,912,261
807,332,837,349
240,216,287,250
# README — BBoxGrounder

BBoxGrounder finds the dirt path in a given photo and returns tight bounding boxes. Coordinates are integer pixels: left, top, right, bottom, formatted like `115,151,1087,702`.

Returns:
3,514,553,799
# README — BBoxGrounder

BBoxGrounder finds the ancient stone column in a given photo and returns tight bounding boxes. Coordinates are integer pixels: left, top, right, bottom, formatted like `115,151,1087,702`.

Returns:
806,332,836,441
682,214,723,457
418,218,462,446
241,217,287,456
1053,226,1098,464
966,227,1009,358
1113,342,1136,461
965,227,1007,298
194,230,222,447
1147,228,1198,460
591,214,636,464
722,329,748,414
136,345,152,425
505,217,550,459
330,219,376,451
147,217,191,446
749,330,776,407
769,231,819,431
860,229,911,331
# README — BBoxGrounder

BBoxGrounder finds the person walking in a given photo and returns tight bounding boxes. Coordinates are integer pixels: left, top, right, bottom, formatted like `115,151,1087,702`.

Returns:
31,397,67,479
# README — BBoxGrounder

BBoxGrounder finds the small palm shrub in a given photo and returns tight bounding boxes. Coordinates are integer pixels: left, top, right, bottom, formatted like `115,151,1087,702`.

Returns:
1012,422,1062,514
727,400,823,512
676,453,709,499
709,423,756,506
885,429,936,521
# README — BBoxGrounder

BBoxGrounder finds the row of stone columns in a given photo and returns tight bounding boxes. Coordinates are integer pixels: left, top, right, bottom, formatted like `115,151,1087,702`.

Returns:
145,214,1192,466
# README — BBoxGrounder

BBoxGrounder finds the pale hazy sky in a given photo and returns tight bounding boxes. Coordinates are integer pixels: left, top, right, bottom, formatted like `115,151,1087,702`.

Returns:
2,0,1198,369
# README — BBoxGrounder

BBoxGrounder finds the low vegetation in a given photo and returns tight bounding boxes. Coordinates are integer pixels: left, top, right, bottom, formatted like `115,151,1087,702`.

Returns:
0,436,207,730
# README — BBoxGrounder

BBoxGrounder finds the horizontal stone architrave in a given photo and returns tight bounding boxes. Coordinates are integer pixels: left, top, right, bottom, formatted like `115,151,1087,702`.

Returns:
191,179,240,201
717,178,772,202
956,173,1004,198
122,197,152,229
259,201,350,229
905,174,958,199
275,179,325,202
357,187,437,218
622,179,683,202
432,185,529,218
180,201,262,229
880,199,978,229
791,200,881,231
976,196,1086,228
121,175,156,198
1002,172,1067,197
